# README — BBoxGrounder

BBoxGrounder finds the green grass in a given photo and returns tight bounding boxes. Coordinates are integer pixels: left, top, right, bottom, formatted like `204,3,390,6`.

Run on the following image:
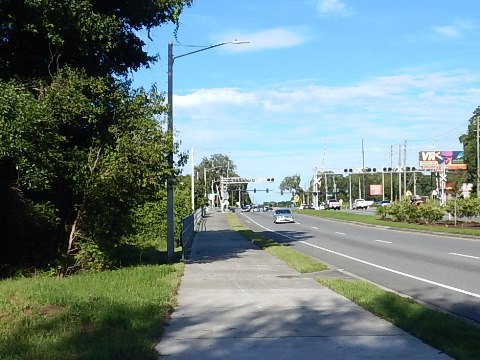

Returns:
317,278,480,360
0,264,184,360
230,211,480,360
227,214,327,273
296,208,480,237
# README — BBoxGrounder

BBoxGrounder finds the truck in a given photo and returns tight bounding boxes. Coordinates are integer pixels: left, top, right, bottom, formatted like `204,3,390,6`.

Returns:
352,199,374,210
325,198,341,210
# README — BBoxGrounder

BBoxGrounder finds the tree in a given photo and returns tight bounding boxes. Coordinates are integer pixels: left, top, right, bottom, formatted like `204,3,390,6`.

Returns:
0,69,185,274
194,154,241,206
0,0,193,80
280,175,301,194
459,106,480,194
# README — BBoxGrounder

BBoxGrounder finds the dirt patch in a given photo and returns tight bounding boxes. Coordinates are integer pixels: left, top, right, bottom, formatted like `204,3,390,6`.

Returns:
422,220,480,229
39,304,65,316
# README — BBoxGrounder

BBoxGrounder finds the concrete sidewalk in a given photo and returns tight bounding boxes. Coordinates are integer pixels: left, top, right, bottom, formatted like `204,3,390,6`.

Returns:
155,211,451,359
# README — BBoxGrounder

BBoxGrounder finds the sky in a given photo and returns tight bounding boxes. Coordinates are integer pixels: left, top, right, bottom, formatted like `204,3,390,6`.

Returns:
131,0,480,203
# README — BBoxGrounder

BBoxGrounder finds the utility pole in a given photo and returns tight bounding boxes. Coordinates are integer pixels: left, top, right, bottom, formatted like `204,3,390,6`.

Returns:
390,145,394,201
398,144,402,201
477,114,479,198
403,140,407,197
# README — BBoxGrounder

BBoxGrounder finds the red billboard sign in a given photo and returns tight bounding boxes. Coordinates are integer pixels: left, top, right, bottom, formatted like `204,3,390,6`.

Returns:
370,184,383,196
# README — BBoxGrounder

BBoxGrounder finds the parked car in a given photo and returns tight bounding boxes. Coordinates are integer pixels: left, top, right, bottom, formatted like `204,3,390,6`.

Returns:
301,204,314,210
241,205,251,212
377,200,391,207
326,199,341,210
273,208,295,224
352,199,373,210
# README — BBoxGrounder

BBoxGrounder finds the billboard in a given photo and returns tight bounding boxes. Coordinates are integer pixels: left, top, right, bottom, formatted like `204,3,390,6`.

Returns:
369,184,383,196
418,151,467,170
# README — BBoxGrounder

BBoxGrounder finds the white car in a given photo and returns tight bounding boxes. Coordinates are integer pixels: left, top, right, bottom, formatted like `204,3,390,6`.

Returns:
273,209,295,224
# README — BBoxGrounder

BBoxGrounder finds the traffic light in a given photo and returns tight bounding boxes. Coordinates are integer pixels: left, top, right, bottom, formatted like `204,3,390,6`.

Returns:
254,188,256,193
266,189,269,193
281,190,284,195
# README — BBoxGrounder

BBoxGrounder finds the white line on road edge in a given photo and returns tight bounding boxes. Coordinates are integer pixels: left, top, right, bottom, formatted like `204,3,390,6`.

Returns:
301,241,480,299
240,214,480,299
449,252,480,260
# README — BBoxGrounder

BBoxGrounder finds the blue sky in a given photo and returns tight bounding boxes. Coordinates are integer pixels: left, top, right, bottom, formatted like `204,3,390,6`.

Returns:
132,0,480,203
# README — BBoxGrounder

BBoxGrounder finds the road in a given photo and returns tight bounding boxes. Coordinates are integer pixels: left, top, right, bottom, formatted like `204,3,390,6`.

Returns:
237,210,480,325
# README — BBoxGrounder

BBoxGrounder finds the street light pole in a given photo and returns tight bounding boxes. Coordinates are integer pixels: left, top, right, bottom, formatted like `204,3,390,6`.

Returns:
165,40,248,262
166,42,174,262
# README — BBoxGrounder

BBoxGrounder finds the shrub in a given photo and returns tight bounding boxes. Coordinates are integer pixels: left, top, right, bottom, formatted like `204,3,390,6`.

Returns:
417,200,444,224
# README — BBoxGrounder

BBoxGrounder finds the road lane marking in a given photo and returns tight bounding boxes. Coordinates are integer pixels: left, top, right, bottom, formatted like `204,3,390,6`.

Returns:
300,241,480,299
335,232,345,235
312,226,318,229
241,213,480,299
449,252,480,260
375,240,392,244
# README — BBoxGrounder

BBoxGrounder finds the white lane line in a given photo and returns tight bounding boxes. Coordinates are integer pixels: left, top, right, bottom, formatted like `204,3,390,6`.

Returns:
449,252,480,260
241,213,480,299
300,240,480,299
375,240,392,244
335,232,345,235
312,226,318,230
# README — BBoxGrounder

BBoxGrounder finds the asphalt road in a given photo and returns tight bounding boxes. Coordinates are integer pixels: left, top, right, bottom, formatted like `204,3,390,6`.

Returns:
237,210,480,325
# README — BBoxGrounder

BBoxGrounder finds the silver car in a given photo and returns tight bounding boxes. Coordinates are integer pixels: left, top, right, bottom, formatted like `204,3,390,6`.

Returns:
273,208,295,224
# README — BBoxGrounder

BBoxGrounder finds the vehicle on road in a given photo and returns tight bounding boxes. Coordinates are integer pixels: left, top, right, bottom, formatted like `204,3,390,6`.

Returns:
273,208,295,224
377,200,391,207
300,204,315,210
352,199,373,210
325,199,341,210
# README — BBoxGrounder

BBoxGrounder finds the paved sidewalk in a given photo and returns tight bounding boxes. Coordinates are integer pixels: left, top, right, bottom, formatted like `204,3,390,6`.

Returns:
155,211,451,359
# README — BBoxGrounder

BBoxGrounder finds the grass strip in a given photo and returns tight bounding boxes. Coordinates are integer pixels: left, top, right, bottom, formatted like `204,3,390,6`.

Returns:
317,278,480,360
296,209,480,237
0,264,184,360
226,213,327,273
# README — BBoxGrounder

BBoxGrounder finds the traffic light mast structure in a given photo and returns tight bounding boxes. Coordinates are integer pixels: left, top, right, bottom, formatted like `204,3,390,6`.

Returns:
219,177,275,208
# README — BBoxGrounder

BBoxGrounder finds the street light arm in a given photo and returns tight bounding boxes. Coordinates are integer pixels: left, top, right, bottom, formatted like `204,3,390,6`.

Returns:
172,41,249,61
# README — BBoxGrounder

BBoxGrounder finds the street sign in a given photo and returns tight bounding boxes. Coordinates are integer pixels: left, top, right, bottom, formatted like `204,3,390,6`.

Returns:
221,177,275,184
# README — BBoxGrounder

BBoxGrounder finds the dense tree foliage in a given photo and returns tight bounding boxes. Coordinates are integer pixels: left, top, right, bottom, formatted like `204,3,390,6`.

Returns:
0,0,194,276
0,0,192,80
280,174,301,193
459,106,480,193
0,69,188,275
194,154,246,206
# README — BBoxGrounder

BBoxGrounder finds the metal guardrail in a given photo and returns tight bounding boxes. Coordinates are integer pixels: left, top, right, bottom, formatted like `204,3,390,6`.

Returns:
181,208,204,260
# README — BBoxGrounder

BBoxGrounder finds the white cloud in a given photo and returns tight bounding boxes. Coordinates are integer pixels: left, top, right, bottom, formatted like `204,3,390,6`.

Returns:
432,18,474,39
316,0,353,17
218,27,311,51
173,70,479,184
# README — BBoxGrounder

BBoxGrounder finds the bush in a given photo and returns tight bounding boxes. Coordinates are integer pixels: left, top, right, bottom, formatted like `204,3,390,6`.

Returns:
445,197,480,221
417,200,444,224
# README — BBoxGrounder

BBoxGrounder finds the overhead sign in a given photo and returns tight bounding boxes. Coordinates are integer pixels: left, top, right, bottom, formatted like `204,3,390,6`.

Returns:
418,151,467,171
221,177,275,184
